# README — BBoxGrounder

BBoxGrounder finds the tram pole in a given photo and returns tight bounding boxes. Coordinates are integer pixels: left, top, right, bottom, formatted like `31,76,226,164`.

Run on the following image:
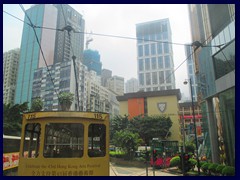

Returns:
152,144,155,176
145,144,148,176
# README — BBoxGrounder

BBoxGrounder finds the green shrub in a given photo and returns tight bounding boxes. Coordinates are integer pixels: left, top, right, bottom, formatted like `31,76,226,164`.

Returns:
201,162,210,173
208,163,218,174
189,158,197,166
109,151,125,158
170,156,180,167
199,161,206,167
216,164,225,174
222,166,235,176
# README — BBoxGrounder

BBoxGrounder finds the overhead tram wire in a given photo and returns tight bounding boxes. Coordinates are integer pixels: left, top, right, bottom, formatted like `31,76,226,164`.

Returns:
18,4,60,100
4,10,228,48
5,9,230,92
60,4,80,111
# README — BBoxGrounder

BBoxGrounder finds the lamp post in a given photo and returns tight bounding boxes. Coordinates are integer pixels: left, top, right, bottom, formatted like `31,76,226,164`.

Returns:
183,78,200,176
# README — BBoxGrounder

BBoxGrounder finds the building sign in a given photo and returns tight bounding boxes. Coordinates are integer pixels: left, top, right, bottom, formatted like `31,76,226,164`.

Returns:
157,102,167,113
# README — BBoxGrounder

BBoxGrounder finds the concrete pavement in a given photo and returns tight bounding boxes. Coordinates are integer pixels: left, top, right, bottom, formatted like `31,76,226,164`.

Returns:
110,163,181,176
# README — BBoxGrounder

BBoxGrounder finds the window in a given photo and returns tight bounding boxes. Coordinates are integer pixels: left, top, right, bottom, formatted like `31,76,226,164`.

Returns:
23,123,41,158
152,72,158,85
151,57,156,70
164,56,170,68
151,44,156,55
145,58,150,70
146,73,151,85
139,59,144,71
158,57,163,69
164,43,169,53
165,70,172,83
162,32,168,40
139,74,144,85
144,44,149,56
157,43,163,54
213,40,235,79
138,45,143,57
159,71,164,84
88,124,106,157
44,123,84,158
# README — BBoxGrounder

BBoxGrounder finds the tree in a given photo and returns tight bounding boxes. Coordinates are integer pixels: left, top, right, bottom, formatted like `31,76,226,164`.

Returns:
58,92,74,111
3,102,29,136
110,115,129,140
31,97,43,111
109,115,173,146
128,115,173,145
113,130,143,160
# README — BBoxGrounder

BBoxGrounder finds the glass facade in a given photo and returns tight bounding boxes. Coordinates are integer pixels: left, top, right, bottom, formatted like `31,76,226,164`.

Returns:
15,5,45,105
213,40,235,80
196,13,235,166
136,19,175,91
219,88,235,166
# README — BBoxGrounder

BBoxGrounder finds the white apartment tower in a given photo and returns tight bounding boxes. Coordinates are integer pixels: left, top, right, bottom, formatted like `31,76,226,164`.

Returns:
3,48,20,105
125,78,139,93
107,76,124,96
136,19,176,92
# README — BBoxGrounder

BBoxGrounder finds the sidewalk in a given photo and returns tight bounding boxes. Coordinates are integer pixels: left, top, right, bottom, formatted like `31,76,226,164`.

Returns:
110,163,181,176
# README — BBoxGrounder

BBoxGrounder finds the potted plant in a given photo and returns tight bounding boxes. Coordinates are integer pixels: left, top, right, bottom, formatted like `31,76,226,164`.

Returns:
31,97,43,111
58,92,74,111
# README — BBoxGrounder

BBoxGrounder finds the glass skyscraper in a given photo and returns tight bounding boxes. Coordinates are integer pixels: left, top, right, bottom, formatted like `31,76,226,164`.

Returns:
136,19,176,92
15,4,57,105
15,4,85,107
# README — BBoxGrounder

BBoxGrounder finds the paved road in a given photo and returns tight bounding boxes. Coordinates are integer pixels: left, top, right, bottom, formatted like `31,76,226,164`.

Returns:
110,163,181,176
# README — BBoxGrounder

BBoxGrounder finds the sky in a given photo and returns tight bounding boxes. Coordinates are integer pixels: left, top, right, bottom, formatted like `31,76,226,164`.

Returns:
3,4,192,99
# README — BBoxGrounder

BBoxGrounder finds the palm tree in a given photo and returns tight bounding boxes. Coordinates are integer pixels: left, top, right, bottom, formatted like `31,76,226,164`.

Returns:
58,92,74,111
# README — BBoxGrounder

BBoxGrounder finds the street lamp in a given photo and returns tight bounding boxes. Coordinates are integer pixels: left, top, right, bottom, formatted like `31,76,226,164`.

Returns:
183,78,200,176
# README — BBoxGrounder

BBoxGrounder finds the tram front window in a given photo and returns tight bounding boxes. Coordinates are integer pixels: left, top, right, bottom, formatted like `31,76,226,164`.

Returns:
22,123,41,158
44,123,84,158
88,124,106,157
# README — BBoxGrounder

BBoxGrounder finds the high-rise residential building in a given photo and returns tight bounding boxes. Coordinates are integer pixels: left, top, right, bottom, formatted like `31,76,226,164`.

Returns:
107,76,124,96
15,4,58,105
101,69,112,87
125,78,139,93
188,4,235,166
85,70,119,117
32,60,88,111
83,49,102,75
136,19,176,92
53,4,85,64
185,45,197,101
3,48,20,105
15,4,85,107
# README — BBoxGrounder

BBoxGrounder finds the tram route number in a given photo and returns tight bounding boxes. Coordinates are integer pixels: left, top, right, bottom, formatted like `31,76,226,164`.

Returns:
26,114,36,120
94,113,103,120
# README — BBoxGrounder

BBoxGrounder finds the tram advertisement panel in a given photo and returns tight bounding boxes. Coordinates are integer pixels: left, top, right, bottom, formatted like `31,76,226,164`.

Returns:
18,160,108,176
3,152,19,170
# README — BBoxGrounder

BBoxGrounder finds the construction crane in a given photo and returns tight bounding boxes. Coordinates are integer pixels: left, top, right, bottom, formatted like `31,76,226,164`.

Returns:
86,33,93,49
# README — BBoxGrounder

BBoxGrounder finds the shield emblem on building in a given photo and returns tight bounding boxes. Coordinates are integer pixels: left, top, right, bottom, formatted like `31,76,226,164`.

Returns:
157,102,167,113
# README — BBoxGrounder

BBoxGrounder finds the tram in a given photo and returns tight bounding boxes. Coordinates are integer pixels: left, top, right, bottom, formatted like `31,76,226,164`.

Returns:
150,139,178,168
18,111,109,176
3,135,21,173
